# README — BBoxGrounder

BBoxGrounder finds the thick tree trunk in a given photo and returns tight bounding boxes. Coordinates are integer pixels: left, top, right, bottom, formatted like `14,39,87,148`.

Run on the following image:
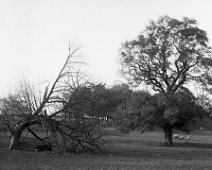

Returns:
8,130,23,150
8,120,40,150
163,126,173,146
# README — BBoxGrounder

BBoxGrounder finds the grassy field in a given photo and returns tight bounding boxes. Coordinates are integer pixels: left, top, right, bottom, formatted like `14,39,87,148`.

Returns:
1,128,212,170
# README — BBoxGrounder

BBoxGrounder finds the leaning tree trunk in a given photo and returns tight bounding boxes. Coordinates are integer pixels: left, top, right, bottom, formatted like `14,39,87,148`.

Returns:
8,129,23,150
8,120,39,150
163,125,173,146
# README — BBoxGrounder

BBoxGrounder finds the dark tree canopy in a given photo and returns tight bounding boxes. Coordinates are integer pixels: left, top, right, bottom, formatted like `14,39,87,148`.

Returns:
142,88,205,131
120,16,212,93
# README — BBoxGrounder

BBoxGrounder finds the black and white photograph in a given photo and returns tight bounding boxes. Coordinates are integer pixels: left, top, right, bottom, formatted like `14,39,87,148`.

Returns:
0,0,212,169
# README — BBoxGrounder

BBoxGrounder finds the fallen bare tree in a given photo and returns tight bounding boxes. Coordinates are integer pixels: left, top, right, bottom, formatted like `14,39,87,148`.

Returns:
0,46,104,152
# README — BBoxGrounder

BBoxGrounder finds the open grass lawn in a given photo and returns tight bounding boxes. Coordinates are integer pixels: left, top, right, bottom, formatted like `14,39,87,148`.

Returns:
1,129,212,170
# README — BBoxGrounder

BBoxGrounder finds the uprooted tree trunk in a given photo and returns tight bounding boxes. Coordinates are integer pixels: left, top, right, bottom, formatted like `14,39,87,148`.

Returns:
1,46,104,152
163,124,173,146
8,131,22,150
3,47,78,150
8,120,40,150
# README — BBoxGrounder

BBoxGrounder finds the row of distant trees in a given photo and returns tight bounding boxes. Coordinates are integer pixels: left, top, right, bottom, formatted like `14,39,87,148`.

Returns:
0,77,209,149
0,15,212,150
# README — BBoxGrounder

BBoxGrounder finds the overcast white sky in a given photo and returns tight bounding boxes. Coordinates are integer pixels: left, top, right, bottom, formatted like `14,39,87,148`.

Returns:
0,0,211,95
